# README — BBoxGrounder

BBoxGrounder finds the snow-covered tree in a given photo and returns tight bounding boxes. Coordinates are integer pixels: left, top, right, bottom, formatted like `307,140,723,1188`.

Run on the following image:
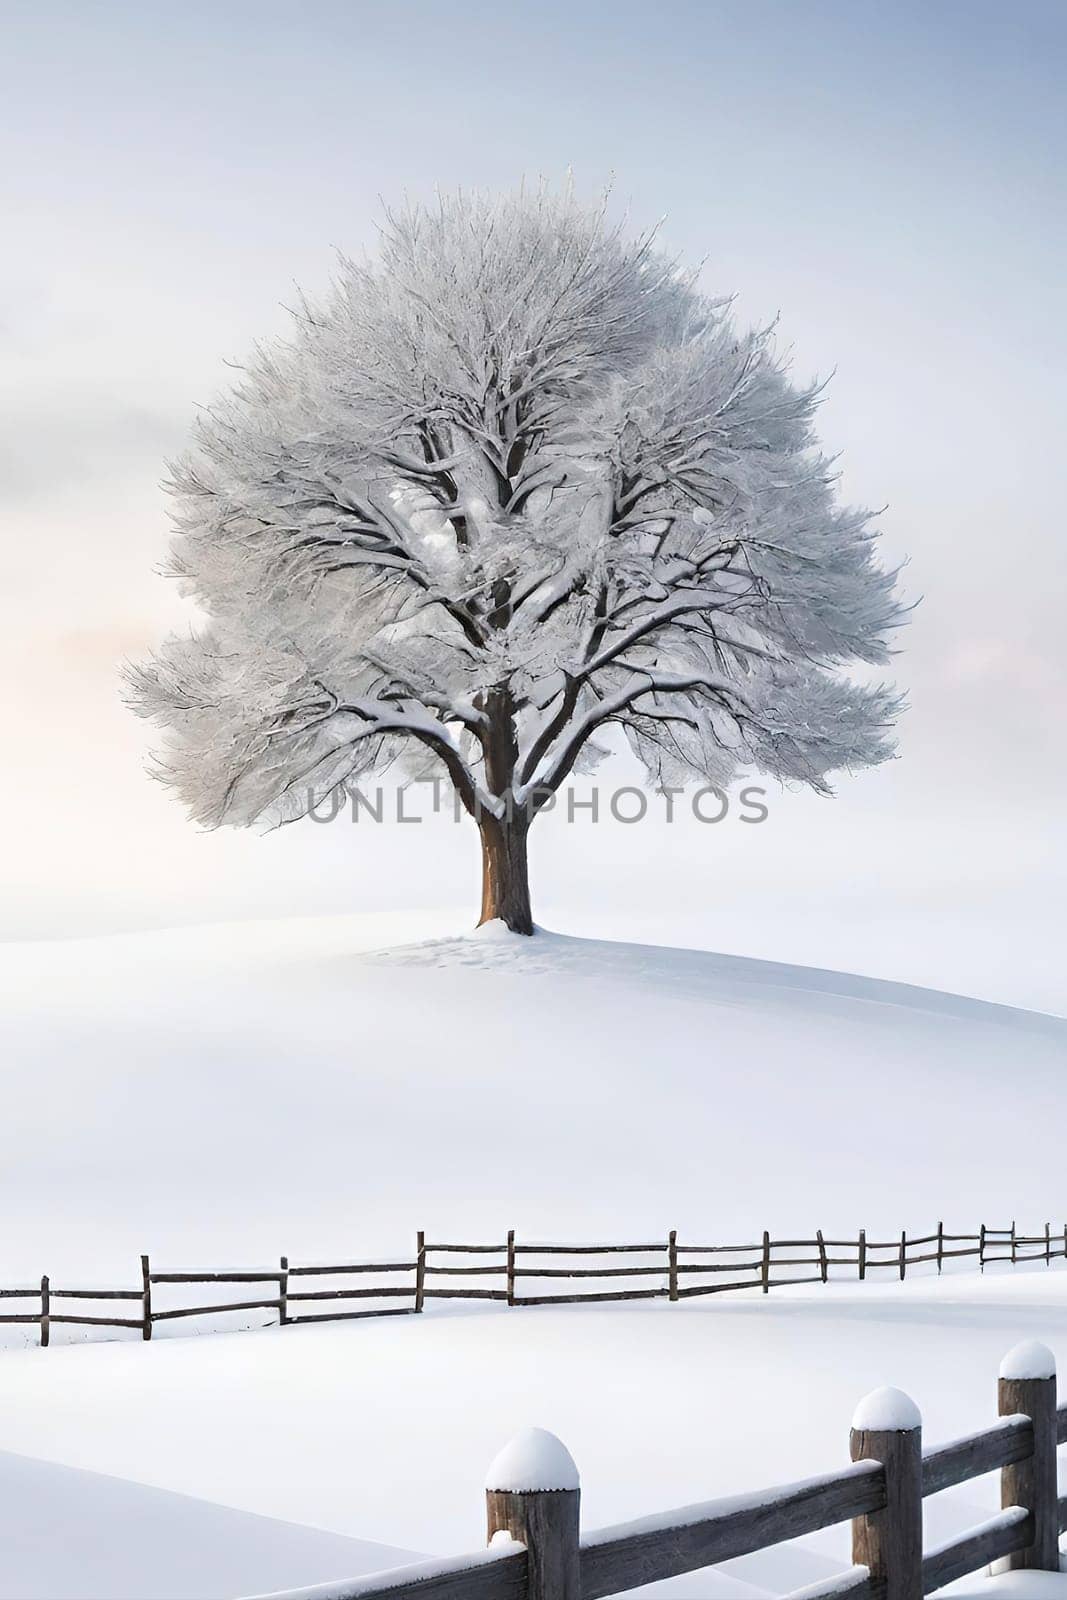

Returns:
128,185,905,934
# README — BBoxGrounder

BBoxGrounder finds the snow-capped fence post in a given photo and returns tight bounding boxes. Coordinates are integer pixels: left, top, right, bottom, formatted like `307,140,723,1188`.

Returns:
506,1230,516,1307
485,1429,580,1600
850,1387,922,1600
39,1275,49,1348
998,1341,1059,1571
140,1254,152,1341
278,1257,289,1326
760,1231,771,1294
858,1229,867,1280
668,1230,678,1302
414,1232,426,1313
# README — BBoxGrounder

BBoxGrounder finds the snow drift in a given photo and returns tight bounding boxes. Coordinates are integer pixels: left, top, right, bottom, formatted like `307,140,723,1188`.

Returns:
0,913,1063,1282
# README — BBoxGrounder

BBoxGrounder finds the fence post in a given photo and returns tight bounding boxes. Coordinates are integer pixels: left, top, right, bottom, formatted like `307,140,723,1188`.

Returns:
936,1221,944,1274
761,1231,771,1295
899,1231,907,1282
1044,1223,1051,1266
1011,1221,1017,1265
506,1229,517,1307
980,1224,987,1272
415,1232,426,1313
40,1275,49,1349
999,1341,1059,1571
858,1229,866,1281
668,1230,678,1303
278,1256,289,1326
817,1230,828,1284
141,1254,152,1341
486,1428,580,1600
850,1387,922,1600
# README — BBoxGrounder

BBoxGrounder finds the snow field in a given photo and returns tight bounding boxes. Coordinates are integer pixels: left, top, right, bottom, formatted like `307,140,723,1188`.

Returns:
2,914,1066,1593
3,1269,1067,1595
0,915,1063,1283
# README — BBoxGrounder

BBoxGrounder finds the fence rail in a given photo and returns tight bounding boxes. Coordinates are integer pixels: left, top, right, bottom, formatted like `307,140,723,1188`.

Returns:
2,1220,1063,1347
244,1344,1067,1600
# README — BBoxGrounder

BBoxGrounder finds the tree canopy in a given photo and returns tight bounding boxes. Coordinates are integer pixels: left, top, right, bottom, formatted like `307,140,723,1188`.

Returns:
128,184,906,932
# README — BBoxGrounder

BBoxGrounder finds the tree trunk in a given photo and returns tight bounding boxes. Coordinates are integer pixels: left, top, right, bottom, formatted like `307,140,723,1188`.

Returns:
478,814,534,935
475,683,535,936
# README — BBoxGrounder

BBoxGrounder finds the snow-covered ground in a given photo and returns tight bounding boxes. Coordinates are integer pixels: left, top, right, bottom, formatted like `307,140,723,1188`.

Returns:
3,1267,1067,1596
2,916,1066,1594
0,914,1063,1284
973,1579,1067,1600
0,1452,417,1600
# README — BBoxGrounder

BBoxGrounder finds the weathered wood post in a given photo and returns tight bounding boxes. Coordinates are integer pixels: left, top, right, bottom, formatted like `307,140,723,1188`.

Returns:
667,1230,678,1303
850,1387,922,1600
486,1428,580,1600
1011,1221,1017,1265
998,1341,1059,1571
816,1230,829,1284
1044,1223,1051,1266
936,1221,944,1274
979,1224,987,1272
278,1256,289,1326
414,1232,426,1313
858,1229,867,1281
761,1231,771,1295
140,1254,152,1341
506,1229,517,1307
40,1275,50,1349
898,1231,907,1281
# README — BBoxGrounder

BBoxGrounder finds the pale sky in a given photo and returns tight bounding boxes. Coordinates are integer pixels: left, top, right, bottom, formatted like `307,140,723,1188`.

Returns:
1,0,1064,1010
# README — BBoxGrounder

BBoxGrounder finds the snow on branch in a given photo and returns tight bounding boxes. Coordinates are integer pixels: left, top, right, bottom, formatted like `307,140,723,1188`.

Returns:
128,182,908,836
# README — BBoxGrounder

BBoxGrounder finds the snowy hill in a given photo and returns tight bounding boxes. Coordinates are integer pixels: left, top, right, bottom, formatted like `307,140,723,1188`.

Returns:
0,1449,417,1600
1,918,1067,1595
5,1270,1067,1597
0,915,1063,1281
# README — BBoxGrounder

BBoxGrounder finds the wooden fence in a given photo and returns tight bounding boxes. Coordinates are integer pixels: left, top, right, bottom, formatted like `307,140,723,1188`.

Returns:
248,1343,1067,1600
3,1222,1063,1347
